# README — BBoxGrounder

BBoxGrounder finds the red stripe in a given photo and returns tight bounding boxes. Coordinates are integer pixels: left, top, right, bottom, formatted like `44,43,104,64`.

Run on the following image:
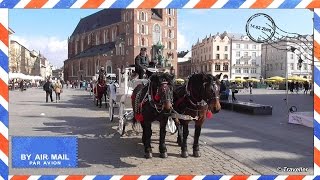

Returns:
307,0,320,8
25,0,48,8
250,0,274,8
138,0,161,8
0,23,8,47
194,0,217,8
176,176,195,180
82,0,104,8
0,78,8,102
314,95,320,114
315,147,320,167
314,41,320,60
66,176,85,180
230,176,249,180
0,134,8,156
286,176,305,180
10,176,30,180
121,175,140,180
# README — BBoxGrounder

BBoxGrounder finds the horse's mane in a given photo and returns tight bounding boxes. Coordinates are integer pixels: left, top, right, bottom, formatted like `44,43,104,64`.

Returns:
150,72,174,86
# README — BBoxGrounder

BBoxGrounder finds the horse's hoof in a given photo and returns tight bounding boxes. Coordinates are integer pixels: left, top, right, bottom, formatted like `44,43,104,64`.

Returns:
160,152,168,158
181,151,188,158
193,151,201,157
144,152,152,159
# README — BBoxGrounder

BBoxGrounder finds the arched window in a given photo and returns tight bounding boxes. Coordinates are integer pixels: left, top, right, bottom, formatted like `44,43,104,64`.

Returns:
169,29,172,38
141,25,145,34
141,12,145,21
142,38,145,46
168,41,172,49
126,24,130,35
88,33,92,45
168,18,172,26
126,12,129,22
168,9,171,15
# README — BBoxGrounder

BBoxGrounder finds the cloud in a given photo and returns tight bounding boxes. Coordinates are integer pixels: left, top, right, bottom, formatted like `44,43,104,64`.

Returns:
177,31,190,51
11,35,67,68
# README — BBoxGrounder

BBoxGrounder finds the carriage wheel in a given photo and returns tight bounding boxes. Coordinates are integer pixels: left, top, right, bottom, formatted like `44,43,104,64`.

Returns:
108,98,114,122
118,102,126,136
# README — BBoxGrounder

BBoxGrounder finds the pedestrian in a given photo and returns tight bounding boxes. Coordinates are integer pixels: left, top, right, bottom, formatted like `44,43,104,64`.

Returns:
19,80,24,92
231,82,238,102
249,82,253,94
43,79,54,103
54,80,62,103
295,82,299,94
304,81,309,94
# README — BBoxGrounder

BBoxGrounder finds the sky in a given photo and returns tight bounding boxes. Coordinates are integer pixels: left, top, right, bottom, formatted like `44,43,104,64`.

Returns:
9,9,313,68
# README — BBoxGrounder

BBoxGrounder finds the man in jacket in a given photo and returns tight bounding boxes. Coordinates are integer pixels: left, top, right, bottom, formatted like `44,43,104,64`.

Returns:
43,79,54,103
135,47,150,79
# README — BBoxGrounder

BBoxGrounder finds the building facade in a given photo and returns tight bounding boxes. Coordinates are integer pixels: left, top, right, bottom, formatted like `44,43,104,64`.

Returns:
64,9,178,81
230,35,262,79
177,51,191,79
261,36,313,79
191,32,231,78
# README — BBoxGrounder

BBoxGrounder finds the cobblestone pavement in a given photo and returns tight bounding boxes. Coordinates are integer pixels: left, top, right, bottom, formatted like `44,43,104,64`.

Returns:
9,88,257,175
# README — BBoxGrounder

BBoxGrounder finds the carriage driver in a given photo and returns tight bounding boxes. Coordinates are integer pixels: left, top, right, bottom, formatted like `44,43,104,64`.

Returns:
135,47,150,79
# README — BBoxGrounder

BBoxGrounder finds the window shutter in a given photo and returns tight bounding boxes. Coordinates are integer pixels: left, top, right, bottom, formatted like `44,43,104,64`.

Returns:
172,19,174,27
164,29,167,38
138,38,140,46
145,13,148,21
146,38,148,46
165,18,167,26
137,24,139,34
137,12,140,20
172,31,174,39
172,42,174,49
166,9,168,14
172,9,174,16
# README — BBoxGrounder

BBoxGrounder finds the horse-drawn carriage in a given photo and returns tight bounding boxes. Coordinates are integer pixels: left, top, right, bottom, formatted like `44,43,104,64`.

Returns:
95,65,222,158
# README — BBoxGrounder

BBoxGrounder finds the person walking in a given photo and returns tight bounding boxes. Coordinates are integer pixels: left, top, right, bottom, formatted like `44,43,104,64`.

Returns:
43,79,54,103
304,81,309,94
231,82,238,102
249,82,253,94
54,80,62,103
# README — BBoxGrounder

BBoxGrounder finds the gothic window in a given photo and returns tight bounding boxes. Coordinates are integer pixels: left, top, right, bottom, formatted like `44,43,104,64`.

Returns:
141,25,145,34
169,29,172,38
168,18,172,26
126,24,130,35
126,12,129,22
141,12,145,21
142,38,145,46
153,24,161,44
169,41,172,49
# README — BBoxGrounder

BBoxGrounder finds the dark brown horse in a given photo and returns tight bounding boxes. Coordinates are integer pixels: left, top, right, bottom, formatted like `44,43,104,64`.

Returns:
173,73,221,158
132,72,175,159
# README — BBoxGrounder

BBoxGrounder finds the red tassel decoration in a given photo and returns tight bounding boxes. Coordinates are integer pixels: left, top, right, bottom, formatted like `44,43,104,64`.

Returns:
206,111,213,119
154,94,160,101
135,114,144,122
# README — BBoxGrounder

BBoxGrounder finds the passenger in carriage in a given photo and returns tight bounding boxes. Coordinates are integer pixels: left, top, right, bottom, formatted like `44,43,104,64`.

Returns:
135,47,150,79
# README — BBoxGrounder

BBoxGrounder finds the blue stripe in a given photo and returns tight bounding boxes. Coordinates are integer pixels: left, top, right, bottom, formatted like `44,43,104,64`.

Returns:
38,176,58,180
110,0,134,8
147,175,168,180
93,176,112,180
166,0,190,8
0,0,20,8
203,175,223,180
314,13,320,33
53,0,78,8
0,105,8,128
0,49,8,73
315,66,320,88
222,0,246,8
257,175,277,180
313,176,320,180
0,160,8,180
315,119,320,141
278,0,302,8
